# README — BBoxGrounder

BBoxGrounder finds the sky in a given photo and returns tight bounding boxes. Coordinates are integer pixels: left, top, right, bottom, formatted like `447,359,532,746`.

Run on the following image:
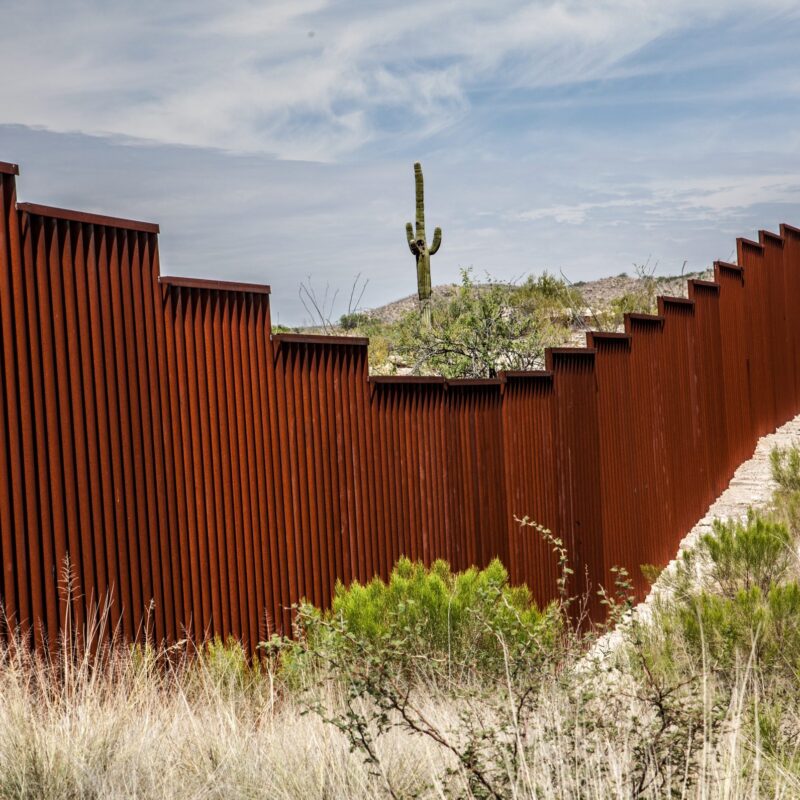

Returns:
1,1,799,324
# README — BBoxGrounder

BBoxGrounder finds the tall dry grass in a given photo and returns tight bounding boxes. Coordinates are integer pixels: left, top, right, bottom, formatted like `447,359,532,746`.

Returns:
3,444,800,799
0,621,796,799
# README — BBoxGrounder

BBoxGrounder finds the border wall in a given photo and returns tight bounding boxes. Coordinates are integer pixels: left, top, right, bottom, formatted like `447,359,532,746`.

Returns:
2,160,799,649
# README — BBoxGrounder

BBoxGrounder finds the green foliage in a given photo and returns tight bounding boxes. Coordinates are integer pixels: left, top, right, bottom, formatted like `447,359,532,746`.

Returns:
284,557,560,683
283,558,565,798
595,261,659,329
639,563,663,586
768,444,800,539
339,311,370,330
771,444,800,491
337,269,577,377
665,582,800,678
514,270,584,313
611,290,649,317
643,506,797,673
598,565,635,624
628,479,800,787
393,268,568,378
699,511,793,597
193,636,261,697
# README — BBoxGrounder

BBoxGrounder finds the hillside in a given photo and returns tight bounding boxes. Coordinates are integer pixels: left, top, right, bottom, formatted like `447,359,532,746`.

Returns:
361,268,713,327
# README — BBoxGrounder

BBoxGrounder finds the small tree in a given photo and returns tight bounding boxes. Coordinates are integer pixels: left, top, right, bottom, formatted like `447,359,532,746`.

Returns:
395,269,564,378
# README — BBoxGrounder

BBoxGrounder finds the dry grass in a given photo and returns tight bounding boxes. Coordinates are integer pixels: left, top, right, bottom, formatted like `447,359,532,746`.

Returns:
0,626,797,799
3,443,800,799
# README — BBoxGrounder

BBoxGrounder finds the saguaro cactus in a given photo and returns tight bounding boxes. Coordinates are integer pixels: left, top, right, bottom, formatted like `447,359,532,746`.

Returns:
405,162,441,327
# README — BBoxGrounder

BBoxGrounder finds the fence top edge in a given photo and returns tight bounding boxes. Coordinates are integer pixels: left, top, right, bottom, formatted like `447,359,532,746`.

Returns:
759,229,784,246
0,161,19,175
658,295,695,311
447,378,503,388
625,312,665,326
547,346,596,358
273,333,369,347
369,375,446,385
160,275,272,295
714,260,743,273
17,201,160,234
737,236,764,252
780,223,800,239
688,279,720,291
500,370,554,381
587,332,631,350
587,331,630,341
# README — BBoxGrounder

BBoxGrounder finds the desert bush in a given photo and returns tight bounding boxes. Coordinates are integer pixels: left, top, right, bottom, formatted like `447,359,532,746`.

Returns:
700,512,792,597
393,268,567,378
770,443,800,494
283,557,561,686
339,311,370,330
623,469,800,794
513,270,584,316
638,501,798,678
593,260,659,329
769,443,800,535
192,635,264,698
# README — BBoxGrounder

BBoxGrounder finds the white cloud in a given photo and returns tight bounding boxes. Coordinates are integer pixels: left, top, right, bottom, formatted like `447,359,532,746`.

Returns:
2,1,800,323
512,174,800,227
0,0,797,160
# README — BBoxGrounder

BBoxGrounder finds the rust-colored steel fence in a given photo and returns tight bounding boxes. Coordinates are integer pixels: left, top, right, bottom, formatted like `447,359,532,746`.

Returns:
2,159,800,650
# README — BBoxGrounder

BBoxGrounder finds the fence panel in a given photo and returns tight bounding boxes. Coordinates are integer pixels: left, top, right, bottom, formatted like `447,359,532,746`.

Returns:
369,378,451,571
2,159,800,649
500,372,561,607
547,348,604,614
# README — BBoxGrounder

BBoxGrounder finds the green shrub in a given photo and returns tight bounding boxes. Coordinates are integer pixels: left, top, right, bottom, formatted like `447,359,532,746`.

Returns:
283,558,560,683
393,269,568,378
637,504,799,688
770,445,800,494
770,445,800,535
192,636,262,698
639,563,663,586
699,511,792,597
666,583,800,678
339,311,370,330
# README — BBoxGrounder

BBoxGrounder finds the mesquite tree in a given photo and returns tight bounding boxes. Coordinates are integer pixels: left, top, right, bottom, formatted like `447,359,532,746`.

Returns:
405,162,441,327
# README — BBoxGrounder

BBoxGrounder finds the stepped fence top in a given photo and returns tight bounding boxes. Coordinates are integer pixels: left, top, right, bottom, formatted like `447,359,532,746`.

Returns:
1,159,799,653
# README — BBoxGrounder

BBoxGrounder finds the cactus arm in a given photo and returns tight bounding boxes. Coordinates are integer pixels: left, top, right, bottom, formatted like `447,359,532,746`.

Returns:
406,222,419,255
414,161,425,240
429,226,442,255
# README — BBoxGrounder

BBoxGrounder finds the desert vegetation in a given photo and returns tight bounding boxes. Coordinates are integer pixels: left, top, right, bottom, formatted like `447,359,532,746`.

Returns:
288,263,714,378
1,445,799,798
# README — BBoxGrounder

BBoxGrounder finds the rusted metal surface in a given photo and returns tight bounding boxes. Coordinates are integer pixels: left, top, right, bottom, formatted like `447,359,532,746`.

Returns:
271,333,374,618
369,377,451,573
446,380,507,571
2,159,800,649
1,172,171,649
546,348,603,615
499,371,560,607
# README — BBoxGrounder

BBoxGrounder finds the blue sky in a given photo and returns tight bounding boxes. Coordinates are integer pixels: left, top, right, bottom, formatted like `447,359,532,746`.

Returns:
1,1,799,324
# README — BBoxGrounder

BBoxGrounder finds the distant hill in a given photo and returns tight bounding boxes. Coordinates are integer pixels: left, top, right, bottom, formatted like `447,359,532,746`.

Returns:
359,268,714,327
